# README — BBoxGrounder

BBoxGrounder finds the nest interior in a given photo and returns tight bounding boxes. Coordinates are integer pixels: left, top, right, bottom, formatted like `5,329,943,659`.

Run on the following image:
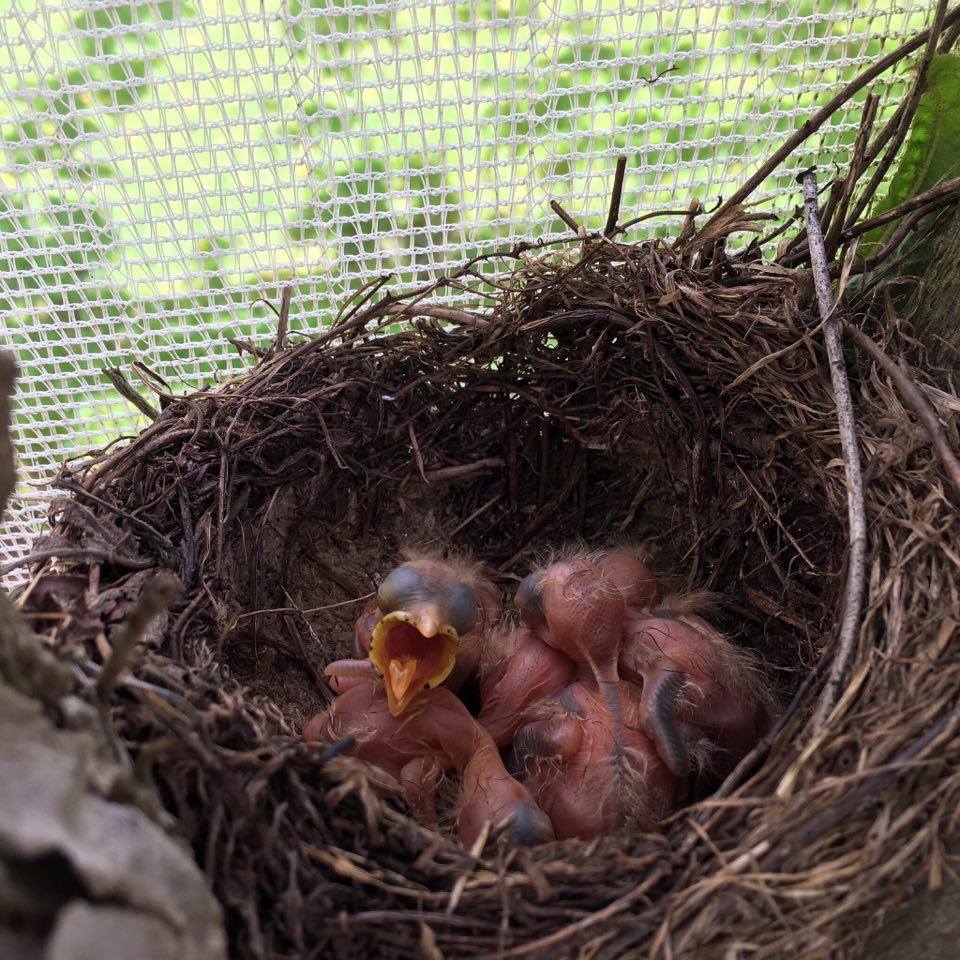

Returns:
23,205,960,959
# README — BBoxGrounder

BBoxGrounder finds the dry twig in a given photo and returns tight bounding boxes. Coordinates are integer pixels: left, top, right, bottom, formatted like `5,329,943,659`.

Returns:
801,170,868,731
705,3,960,230
604,156,628,237
103,366,160,420
96,573,182,700
843,0,951,230
843,318,960,499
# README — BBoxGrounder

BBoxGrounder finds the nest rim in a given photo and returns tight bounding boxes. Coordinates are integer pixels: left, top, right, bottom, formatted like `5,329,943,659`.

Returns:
15,18,960,940
14,199,959,959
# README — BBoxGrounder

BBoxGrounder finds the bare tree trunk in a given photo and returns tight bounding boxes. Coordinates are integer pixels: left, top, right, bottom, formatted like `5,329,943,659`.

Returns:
913,204,960,366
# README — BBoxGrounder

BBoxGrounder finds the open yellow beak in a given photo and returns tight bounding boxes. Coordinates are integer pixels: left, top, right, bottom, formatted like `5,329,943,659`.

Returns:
369,610,459,716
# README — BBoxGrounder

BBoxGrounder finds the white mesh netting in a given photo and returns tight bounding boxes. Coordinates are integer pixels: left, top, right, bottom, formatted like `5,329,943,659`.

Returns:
0,0,937,577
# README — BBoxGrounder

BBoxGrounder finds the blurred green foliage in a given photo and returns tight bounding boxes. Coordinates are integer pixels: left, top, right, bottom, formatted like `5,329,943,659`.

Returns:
862,53,960,267
0,0,932,467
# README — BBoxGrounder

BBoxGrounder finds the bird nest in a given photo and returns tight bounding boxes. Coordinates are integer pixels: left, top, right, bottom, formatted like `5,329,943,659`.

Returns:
15,30,960,958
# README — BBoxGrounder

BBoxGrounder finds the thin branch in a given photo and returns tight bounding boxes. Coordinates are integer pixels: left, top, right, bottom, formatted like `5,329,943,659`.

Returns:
448,494,501,537
407,422,428,484
844,0,950,229
333,272,394,329
939,16,960,51
822,92,879,253
917,0,957,61
801,171,869,732
704,4,960,230
835,208,929,277
132,361,172,393
843,316,960,499
377,303,488,327
423,458,505,483
604,156,628,237
841,97,914,231
250,295,282,320
229,337,268,359
96,573,181,700
550,200,585,236
674,198,703,249
842,175,960,242
259,286,294,363
613,201,721,239
275,285,292,354
103,367,159,421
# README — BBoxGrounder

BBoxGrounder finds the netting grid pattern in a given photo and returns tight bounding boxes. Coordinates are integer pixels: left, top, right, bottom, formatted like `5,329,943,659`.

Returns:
0,0,936,574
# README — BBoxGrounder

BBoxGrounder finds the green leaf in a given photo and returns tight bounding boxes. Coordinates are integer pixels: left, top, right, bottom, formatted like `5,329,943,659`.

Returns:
862,54,960,261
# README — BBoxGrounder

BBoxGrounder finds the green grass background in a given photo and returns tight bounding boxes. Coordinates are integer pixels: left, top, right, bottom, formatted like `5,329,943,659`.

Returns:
0,0,935,560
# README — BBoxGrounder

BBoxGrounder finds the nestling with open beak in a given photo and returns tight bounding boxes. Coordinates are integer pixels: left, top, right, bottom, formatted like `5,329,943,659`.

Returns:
303,681,554,848
324,553,501,716
482,553,682,840
304,553,552,847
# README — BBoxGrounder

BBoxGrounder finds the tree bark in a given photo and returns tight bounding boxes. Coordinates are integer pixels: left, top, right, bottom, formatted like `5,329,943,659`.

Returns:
912,203,960,366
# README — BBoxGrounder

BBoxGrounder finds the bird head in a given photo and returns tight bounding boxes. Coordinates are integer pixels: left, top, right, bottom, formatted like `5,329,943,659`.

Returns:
369,561,482,716
597,548,661,611
514,558,624,668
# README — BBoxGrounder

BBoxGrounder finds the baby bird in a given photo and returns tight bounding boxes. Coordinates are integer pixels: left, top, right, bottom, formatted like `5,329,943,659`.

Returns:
325,553,501,716
477,624,576,748
307,552,553,848
303,680,554,848
489,555,681,840
618,597,771,780
597,547,770,779
478,547,657,749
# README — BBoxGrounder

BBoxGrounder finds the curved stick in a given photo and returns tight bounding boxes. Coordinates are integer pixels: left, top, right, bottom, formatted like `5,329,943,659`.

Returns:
802,171,869,731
